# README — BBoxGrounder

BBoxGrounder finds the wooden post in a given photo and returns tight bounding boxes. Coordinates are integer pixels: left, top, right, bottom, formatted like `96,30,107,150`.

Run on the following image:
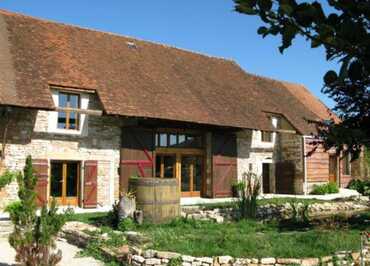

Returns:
205,132,212,197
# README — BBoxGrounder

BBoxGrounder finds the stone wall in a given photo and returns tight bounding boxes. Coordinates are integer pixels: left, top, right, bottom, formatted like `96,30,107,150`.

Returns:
181,199,369,222
237,130,275,193
237,129,305,194
0,94,122,209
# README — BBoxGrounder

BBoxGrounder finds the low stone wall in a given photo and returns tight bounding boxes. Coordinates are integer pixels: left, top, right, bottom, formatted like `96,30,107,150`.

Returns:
182,199,370,222
129,249,365,266
61,222,370,266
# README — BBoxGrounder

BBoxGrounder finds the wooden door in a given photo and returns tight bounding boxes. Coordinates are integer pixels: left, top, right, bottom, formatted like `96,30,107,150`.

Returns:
180,155,203,197
262,163,270,193
329,155,337,183
120,128,155,193
50,161,80,206
212,133,237,198
275,161,295,194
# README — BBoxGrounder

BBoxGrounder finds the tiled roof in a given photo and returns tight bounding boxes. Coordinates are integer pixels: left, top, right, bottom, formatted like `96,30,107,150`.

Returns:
0,9,332,134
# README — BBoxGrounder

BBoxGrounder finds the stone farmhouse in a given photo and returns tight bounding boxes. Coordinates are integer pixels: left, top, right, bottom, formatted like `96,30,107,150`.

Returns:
0,10,363,209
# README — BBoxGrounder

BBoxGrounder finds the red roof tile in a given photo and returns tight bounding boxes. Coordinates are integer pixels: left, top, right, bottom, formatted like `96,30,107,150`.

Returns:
0,9,330,134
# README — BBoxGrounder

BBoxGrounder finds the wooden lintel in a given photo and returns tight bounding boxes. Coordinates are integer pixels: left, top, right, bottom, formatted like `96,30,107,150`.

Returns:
55,107,103,116
275,129,296,134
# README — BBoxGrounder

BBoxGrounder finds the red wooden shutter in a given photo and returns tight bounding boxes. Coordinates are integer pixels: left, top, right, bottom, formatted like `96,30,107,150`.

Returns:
120,128,154,193
212,133,237,198
32,159,48,207
84,160,98,208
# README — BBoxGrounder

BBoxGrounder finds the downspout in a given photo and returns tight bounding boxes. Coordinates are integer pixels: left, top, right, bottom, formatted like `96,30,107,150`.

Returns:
302,136,308,195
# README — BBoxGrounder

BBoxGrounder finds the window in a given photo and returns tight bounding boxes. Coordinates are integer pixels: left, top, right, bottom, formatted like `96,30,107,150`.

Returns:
57,92,80,130
342,154,351,175
155,132,202,148
261,131,272,142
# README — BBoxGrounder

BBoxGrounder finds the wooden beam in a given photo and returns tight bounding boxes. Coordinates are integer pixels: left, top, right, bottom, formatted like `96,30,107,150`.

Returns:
275,129,296,134
55,107,103,116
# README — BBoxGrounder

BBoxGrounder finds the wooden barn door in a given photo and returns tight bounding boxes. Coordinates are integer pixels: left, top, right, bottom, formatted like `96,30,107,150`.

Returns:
120,128,154,193
32,159,49,207
212,133,237,198
275,161,295,194
83,160,98,208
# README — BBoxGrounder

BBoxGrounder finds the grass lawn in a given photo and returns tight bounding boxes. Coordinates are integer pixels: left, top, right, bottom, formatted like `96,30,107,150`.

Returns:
69,210,369,259
136,217,366,258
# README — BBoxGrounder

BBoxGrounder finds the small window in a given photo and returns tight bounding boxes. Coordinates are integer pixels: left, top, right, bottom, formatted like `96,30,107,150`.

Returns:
155,132,202,148
342,154,351,175
261,131,272,142
159,133,168,147
57,92,80,130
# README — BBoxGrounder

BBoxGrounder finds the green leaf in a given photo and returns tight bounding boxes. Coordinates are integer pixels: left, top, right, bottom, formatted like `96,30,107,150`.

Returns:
257,0,272,11
257,26,269,35
279,4,294,15
348,60,363,82
235,5,258,15
311,37,321,48
323,70,338,85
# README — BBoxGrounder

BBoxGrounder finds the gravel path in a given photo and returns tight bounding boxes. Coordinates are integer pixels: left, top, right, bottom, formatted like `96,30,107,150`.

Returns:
0,237,104,266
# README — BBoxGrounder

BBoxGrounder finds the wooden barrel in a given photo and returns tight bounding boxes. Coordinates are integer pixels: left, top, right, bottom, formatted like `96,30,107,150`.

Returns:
129,178,180,223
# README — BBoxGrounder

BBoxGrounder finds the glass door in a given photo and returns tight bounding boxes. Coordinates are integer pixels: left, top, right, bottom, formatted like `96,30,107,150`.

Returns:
155,154,176,178
50,161,80,206
180,155,203,197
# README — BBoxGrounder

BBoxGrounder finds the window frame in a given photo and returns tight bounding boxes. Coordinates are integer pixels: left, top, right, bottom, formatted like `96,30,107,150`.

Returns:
261,130,273,143
154,132,203,149
57,92,81,130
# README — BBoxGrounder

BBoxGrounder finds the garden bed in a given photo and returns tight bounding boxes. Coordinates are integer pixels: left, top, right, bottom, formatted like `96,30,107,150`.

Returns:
67,210,369,261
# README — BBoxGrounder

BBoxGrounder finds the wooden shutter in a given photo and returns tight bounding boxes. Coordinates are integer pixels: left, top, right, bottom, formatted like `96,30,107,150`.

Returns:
120,128,154,193
275,161,295,194
83,160,98,208
32,159,48,207
212,133,237,198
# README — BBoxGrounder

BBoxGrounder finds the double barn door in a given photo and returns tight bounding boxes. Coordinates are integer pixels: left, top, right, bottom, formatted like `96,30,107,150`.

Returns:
120,128,237,198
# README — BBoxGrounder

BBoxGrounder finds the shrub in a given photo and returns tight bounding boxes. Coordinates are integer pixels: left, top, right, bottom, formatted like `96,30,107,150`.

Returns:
0,170,17,189
348,179,370,196
107,200,120,228
5,156,67,266
118,217,136,232
237,172,261,219
310,182,339,195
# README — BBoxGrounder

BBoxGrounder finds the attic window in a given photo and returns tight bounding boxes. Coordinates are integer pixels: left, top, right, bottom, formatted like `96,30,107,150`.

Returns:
57,92,80,130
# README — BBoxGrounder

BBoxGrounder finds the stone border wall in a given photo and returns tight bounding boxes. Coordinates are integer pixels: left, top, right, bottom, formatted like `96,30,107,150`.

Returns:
182,199,370,223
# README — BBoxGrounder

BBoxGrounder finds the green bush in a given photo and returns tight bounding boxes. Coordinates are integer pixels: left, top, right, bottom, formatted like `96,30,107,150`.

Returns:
0,170,17,189
310,182,339,195
118,217,136,232
5,156,67,266
348,179,370,196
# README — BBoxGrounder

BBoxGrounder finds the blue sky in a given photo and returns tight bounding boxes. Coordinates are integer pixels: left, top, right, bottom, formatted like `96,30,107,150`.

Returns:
0,0,337,108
